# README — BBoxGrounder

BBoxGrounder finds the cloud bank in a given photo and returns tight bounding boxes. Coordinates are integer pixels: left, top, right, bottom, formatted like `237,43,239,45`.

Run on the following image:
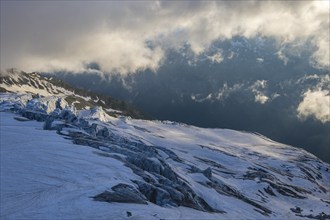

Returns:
1,1,329,74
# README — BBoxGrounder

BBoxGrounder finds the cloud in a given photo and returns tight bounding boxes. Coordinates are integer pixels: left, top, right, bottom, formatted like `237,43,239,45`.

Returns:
250,80,269,104
297,75,330,123
1,1,329,74
216,83,244,101
254,94,269,104
256,58,264,63
297,89,330,123
276,50,289,66
191,93,213,103
207,51,224,64
190,83,244,103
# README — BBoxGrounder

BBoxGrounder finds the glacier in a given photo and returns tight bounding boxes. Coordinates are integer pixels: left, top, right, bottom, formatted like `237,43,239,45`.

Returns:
1,70,330,219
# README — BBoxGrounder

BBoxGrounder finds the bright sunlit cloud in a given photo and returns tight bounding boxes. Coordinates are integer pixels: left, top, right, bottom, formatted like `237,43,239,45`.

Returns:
298,89,330,123
297,74,330,123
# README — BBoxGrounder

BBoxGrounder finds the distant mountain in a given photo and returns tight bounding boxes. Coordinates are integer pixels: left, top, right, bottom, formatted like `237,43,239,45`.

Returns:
0,68,149,119
1,68,329,219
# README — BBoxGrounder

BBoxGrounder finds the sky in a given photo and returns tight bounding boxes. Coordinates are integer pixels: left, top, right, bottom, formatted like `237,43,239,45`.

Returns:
1,0,329,74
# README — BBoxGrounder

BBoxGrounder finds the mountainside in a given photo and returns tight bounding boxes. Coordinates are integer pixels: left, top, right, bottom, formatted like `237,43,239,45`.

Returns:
0,68,148,119
1,70,330,219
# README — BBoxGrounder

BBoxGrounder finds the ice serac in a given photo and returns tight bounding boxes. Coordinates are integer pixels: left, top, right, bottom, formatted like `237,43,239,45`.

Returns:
1,70,329,219
79,106,111,122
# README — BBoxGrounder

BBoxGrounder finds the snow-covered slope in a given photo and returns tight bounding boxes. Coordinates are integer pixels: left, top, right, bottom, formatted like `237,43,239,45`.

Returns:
0,68,147,119
1,71,329,219
2,111,230,219
0,68,74,97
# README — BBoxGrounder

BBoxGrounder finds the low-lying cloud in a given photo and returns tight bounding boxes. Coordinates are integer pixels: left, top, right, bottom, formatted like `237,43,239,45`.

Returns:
1,1,329,74
250,80,269,104
297,75,330,123
298,89,330,123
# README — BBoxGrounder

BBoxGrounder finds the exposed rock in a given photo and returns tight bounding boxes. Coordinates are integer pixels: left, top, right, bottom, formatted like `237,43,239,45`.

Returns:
133,181,171,206
20,109,48,121
161,185,184,204
43,116,55,130
162,167,178,182
264,186,276,196
203,167,212,179
93,183,148,205
190,166,212,179
296,212,330,220
189,165,201,173
128,156,164,175
291,206,303,213
13,116,30,121
58,109,77,122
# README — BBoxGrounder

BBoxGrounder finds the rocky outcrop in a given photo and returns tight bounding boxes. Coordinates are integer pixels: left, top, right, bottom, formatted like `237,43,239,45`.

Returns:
93,184,148,205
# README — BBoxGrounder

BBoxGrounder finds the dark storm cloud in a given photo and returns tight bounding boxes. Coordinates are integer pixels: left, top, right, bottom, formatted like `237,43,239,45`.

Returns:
1,1,329,73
